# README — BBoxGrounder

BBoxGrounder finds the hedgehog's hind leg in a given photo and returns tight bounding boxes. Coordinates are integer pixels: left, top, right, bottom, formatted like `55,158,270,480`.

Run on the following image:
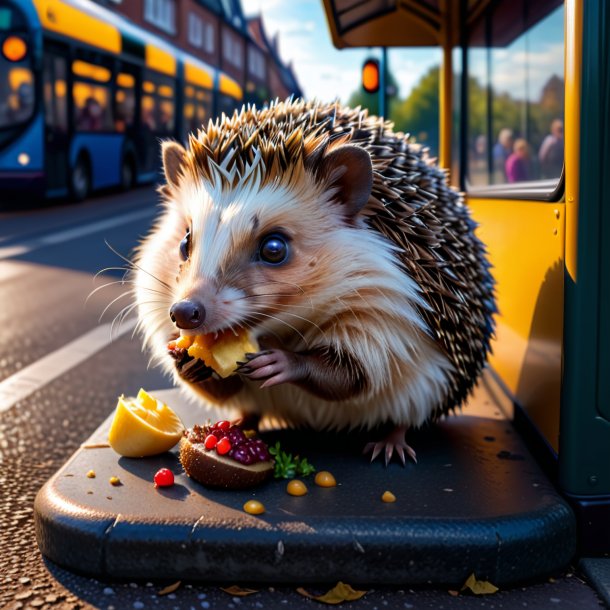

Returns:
363,425,417,466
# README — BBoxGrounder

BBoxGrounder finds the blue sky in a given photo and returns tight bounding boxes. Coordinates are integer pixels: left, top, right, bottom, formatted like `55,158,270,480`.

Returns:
241,2,564,105
241,0,440,103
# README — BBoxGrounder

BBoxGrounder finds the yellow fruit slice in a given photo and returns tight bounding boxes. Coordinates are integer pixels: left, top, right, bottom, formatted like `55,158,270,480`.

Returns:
108,388,185,457
187,329,258,378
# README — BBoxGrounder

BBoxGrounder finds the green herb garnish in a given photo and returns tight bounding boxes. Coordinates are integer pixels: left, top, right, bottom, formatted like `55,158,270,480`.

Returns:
269,442,316,479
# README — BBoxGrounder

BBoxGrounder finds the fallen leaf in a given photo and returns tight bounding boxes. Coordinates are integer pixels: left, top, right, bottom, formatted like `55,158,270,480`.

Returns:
158,581,181,596
448,590,459,596
220,585,259,597
296,581,367,604
460,573,499,595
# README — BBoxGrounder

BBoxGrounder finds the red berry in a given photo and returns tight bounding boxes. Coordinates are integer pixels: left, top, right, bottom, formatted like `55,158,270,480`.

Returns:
216,437,232,455
154,468,174,487
217,420,231,431
204,434,218,450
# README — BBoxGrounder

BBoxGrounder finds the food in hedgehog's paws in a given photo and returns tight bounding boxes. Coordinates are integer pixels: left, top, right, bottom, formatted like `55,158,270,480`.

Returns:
168,329,258,378
179,420,273,489
108,389,184,457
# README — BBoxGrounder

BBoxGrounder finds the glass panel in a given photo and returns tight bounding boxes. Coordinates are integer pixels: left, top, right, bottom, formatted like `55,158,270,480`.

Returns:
465,0,564,189
141,71,175,135
0,60,34,128
73,81,113,131
115,71,135,131
43,55,68,132
183,85,212,141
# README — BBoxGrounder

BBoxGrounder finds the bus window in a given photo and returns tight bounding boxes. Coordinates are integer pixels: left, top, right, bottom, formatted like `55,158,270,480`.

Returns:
466,0,564,192
115,72,135,132
0,48,34,128
141,71,175,136
72,59,113,132
183,84,212,140
43,56,67,133
216,93,238,118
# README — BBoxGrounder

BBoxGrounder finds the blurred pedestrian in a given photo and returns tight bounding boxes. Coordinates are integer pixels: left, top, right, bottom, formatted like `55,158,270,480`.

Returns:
78,97,104,131
538,118,564,179
506,138,532,183
493,128,513,182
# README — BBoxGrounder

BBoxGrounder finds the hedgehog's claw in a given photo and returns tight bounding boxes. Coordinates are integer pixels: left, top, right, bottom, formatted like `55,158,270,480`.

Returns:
363,426,417,466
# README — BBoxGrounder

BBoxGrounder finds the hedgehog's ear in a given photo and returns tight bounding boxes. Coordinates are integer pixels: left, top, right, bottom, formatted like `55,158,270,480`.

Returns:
162,140,187,188
321,145,373,218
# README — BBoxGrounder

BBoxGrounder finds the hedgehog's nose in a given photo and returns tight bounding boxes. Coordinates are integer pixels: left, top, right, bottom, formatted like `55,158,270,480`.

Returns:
169,299,206,329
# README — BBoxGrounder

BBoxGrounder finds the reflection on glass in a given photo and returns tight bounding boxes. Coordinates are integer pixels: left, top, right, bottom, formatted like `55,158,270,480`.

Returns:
72,60,111,83
466,0,564,188
117,73,135,89
43,56,68,133
183,84,211,141
158,84,173,98
0,63,34,128
73,82,113,131
115,78,135,132
387,48,443,157
141,71,176,135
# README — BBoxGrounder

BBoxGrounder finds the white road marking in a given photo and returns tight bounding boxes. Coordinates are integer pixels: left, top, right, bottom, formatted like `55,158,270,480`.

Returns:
0,207,155,261
0,317,137,413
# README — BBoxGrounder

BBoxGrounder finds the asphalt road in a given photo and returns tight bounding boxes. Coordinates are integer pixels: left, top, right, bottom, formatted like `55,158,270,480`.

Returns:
0,187,605,610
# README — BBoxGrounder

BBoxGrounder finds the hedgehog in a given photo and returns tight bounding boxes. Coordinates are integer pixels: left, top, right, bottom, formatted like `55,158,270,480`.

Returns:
133,98,495,465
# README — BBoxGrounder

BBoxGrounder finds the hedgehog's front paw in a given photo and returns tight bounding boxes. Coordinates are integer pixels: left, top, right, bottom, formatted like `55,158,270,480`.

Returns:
236,349,304,389
363,425,417,466
169,345,214,384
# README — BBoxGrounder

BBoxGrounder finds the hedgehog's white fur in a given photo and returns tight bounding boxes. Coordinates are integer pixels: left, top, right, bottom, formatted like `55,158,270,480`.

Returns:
135,143,455,431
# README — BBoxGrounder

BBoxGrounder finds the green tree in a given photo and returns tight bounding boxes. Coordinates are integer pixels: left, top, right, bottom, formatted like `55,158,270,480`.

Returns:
393,65,440,153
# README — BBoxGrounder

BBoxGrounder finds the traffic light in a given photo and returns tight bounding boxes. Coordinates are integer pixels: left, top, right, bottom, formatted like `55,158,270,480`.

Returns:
361,58,380,94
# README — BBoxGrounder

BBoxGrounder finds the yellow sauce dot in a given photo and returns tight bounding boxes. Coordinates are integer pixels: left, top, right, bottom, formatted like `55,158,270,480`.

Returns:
287,479,308,496
381,490,396,503
314,471,337,487
86,470,96,479
243,500,265,515
109,476,122,486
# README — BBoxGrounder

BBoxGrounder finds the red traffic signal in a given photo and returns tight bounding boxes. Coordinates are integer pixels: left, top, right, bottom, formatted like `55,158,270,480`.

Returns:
362,58,380,94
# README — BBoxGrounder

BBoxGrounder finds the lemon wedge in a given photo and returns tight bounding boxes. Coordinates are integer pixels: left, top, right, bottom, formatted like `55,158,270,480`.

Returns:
108,389,184,457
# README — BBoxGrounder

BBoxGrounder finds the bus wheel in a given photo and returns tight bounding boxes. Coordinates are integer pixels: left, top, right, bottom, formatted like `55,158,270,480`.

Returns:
70,156,91,202
120,156,135,191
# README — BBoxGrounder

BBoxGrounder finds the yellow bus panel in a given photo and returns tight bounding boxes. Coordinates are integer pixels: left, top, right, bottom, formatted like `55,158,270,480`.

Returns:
34,0,121,54
145,44,177,77
468,198,565,452
185,63,213,90
564,0,583,282
219,74,243,101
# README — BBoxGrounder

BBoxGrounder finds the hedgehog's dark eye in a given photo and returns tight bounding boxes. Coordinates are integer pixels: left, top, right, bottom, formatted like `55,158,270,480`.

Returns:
179,229,191,261
258,233,289,265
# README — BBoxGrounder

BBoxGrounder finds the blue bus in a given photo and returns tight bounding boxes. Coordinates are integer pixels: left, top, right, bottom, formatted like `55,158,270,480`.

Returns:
0,0,244,201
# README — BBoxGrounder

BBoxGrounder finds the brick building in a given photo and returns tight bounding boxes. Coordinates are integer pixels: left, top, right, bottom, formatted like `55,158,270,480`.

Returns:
93,0,301,106
247,15,301,102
